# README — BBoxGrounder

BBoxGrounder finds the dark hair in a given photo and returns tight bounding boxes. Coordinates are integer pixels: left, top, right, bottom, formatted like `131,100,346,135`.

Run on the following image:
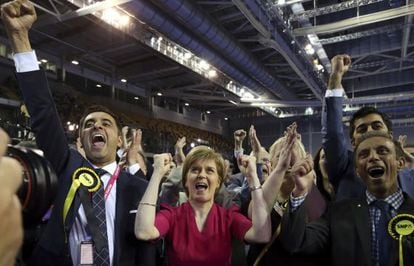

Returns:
79,105,122,135
349,107,392,140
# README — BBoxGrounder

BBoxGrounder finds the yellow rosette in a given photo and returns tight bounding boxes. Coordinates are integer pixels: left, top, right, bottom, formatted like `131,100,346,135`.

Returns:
387,214,414,266
63,168,101,225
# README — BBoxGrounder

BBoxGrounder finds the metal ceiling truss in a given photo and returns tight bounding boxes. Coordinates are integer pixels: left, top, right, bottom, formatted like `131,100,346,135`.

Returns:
345,61,414,80
339,30,414,58
346,69,414,92
319,24,407,45
289,0,383,21
240,0,326,99
293,4,414,35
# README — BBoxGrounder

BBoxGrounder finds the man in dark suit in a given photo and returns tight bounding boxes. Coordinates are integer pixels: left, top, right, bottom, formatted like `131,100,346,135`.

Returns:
1,1,154,265
322,54,414,200
281,131,414,266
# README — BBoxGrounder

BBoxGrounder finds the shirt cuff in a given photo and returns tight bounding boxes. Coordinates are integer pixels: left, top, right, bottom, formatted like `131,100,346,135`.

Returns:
325,88,345,98
234,149,244,159
127,163,140,175
13,50,40,73
289,193,307,212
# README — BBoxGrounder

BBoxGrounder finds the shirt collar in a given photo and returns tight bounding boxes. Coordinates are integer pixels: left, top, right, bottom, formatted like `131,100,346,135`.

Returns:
366,188,404,210
91,161,117,176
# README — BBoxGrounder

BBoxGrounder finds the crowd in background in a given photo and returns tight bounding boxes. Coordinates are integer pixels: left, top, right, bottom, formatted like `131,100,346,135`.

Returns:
0,0,414,266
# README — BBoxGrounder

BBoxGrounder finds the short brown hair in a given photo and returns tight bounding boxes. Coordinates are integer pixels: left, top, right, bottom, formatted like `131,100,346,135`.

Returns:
182,145,225,196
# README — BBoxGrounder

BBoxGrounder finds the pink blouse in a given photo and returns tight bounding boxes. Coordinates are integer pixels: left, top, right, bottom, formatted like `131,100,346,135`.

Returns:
155,202,252,266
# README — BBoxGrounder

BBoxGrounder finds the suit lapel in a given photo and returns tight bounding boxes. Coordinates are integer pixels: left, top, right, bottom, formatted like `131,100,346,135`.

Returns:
352,199,372,266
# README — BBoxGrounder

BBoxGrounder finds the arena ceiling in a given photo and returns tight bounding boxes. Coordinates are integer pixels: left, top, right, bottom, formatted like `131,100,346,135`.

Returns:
1,0,414,125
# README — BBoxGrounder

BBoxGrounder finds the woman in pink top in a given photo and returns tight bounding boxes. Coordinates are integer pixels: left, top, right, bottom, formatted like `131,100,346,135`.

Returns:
135,146,271,266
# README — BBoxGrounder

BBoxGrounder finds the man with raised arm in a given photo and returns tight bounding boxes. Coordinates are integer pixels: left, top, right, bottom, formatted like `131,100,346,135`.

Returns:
1,1,154,265
322,54,414,200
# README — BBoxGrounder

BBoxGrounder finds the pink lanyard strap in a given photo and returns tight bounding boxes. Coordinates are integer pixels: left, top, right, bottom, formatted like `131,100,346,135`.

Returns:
104,165,121,200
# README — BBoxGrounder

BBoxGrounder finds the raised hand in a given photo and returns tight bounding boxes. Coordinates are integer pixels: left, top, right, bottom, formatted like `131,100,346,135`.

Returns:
238,154,258,184
275,123,297,173
330,54,351,76
328,54,351,90
398,135,414,165
234,129,246,151
249,125,261,154
398,135,407,148
153,153,173,179
1,0,37,52
289,154,315,197
174,136,186,166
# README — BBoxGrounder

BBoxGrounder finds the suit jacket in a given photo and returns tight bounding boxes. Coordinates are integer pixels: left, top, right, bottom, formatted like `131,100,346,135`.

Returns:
16,70,155,266
321,97,414,200
280,193,414,266
321,96,365,200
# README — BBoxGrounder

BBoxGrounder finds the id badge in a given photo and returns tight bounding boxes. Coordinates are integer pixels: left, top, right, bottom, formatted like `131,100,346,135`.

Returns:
80,240,94,265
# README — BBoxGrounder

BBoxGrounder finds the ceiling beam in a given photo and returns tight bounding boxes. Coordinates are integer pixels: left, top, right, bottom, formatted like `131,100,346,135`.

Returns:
294,4,414,36
35,0,134,27
289,0,381,21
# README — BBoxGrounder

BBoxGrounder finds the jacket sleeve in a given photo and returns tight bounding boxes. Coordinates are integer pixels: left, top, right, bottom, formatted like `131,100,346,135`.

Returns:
321,97,352,192
280,202,330,255
16,70,70,175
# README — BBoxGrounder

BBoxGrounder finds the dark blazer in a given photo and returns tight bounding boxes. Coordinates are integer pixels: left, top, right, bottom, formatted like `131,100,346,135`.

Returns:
280,193,414,266
321,96,365,200
16,70,155,266
322,97,414,201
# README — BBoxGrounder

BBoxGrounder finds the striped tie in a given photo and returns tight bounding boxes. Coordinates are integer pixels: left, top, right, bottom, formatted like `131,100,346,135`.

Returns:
93,169,110,266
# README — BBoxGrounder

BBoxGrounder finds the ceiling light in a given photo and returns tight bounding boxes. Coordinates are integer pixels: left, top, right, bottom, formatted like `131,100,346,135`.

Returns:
305,44,315,55
185,103,190,106
71,60,79,65
199,60,210,70
134,96,139,100
190,142,195,148
96,84,102,88
121,78,127,83
305,107,314,115
197,138,201,142
119,15,130,27
157,92,163,96
41,59,48,63
184,52,192,59
224,117,228,120
208,69,217,78
206,110,211,114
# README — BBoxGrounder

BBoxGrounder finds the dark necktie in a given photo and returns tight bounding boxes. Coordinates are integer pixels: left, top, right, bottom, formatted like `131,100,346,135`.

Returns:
93,169,110,266
373,200,392,266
